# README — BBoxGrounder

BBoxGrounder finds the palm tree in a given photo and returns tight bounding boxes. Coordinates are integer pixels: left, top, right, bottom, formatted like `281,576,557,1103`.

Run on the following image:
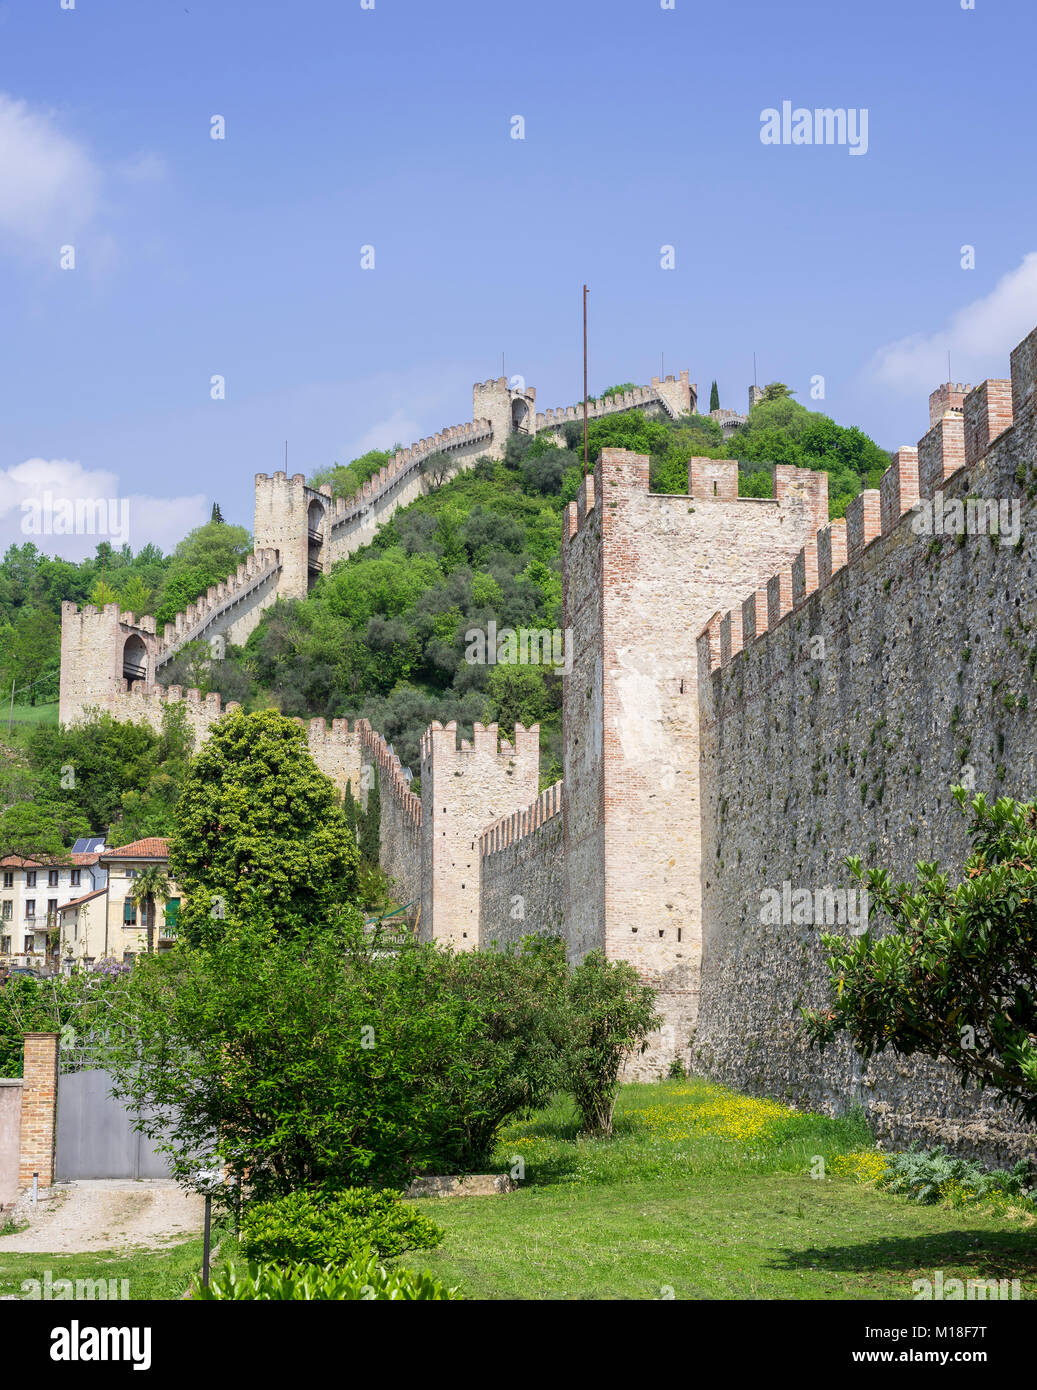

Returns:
128,865,171,954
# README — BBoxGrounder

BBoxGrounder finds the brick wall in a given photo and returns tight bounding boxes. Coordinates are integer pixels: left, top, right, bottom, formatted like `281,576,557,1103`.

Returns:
19,1033,58,1188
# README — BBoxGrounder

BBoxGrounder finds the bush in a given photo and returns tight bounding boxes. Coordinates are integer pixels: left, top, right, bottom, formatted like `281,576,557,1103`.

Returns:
239,1187,444,1266
564,951,660,1136
193,1255,461,1301
876,1145,1033,1206
112,928,569,1196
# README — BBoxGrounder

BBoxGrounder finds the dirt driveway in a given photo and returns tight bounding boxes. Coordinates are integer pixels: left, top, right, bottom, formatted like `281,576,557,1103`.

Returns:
0,1180,204,1253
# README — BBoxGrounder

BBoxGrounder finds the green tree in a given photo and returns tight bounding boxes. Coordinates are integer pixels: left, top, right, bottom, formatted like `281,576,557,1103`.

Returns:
761,382,794,402
109,927,567,1196
117,574,153,617
89,578,119,608
360,769,381,866
154,520,251,631
168,708,361,942
0,801,89,860
803,789,1037,1121
709,380,720,412
128,863,172,955
564,951,660,1136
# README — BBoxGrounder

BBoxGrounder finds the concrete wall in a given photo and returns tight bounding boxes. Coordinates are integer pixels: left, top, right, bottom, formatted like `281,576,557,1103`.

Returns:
693,331,1037,1161
0,1079,22,1207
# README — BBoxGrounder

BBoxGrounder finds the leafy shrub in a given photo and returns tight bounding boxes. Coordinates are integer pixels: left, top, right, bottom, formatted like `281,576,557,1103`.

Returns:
193,1255,461,1301
239,1187,443,1266
565,951,660,1136
876,1145,1033,1206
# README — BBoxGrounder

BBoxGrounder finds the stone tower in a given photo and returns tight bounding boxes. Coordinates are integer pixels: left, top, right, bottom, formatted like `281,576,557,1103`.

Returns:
471,377,538,455
561,448,829,1073
253,471,332,601
419,720,540,949
58,602,157,726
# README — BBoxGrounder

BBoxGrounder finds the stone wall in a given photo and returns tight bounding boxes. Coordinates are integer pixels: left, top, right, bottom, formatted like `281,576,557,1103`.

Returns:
693,329,1037,1162
356,720,422,908
562,449,830,1078
478,783,565,949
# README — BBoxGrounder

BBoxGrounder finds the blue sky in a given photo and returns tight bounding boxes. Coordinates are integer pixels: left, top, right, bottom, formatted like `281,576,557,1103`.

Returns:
1,0,1035,556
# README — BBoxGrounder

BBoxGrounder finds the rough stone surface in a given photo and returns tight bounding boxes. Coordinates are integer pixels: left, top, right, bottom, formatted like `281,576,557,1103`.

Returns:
694,345,1037,1161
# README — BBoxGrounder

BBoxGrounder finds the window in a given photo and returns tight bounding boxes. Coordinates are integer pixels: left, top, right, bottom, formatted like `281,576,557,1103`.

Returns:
47,870,59,887
2,872,12,889
25,899,35,920
123,899,137,926
1,901,10,920
125,868,138,880
25,871,36,888
71,869,81,886
47,899,58,923
1,936,9,955
23,935,34,954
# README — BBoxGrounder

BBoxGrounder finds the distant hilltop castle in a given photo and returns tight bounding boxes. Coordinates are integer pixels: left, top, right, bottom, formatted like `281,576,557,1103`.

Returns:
59,338,1037,1162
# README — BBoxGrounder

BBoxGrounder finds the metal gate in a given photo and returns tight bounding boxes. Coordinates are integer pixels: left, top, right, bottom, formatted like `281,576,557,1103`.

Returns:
55,1069,174,1180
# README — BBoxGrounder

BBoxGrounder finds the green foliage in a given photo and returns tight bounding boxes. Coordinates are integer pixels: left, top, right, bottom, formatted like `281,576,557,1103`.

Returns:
760,382,794,402
193,1255,462,1300
109,929,568,1197
168,708,360,943
310,449,395,502
153,521,252,631
564,951,661,1136
709,380,720,413
27,703,193,840
803,789,1037,1120
239,1187,443,1265
0,969,129,1077
0,799,90,859
876,1145,1033,1206
728,395,890,517
359,768,381,865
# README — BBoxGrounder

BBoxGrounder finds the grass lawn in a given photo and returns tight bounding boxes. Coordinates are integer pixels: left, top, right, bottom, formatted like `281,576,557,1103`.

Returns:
0,1236,208,1301
5,702,59,726
1,1079,1032,1301
409,1078,1037,1300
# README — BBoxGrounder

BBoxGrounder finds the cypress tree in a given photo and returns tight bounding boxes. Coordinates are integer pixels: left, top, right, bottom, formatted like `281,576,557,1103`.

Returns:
360,768,381,865
709,380,720,413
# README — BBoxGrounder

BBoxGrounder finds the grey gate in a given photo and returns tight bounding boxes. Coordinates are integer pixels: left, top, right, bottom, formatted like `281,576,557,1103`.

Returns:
55,1069,174,1180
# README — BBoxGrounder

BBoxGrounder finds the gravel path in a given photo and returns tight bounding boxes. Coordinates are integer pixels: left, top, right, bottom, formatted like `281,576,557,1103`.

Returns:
0,1180,204,1253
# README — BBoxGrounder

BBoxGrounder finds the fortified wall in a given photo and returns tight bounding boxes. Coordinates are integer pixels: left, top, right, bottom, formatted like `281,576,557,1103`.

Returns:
59,370,697,727
53,327,1037,1156
693,332,1037,1159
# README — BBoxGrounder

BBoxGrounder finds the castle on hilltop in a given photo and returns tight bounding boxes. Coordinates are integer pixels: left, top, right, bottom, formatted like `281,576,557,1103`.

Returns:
58,342,1037,1160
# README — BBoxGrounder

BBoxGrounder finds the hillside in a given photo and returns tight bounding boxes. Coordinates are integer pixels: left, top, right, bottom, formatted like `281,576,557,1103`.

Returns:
173,389,890,780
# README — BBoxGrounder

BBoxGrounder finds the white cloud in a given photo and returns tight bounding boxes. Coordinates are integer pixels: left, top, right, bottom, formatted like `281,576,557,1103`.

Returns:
0,457,209,560
0,94,100,255
866,254,1037,395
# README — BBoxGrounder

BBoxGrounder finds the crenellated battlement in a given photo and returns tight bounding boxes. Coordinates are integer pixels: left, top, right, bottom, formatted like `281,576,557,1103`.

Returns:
479,780,562,857
697,327,1037,682
355,718,421,829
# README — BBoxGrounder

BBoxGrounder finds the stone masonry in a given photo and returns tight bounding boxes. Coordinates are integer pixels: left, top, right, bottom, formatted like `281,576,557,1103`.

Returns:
53,332,1037,1158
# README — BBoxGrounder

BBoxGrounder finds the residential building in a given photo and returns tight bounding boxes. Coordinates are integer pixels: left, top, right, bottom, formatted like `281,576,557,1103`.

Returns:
0,841,107,973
